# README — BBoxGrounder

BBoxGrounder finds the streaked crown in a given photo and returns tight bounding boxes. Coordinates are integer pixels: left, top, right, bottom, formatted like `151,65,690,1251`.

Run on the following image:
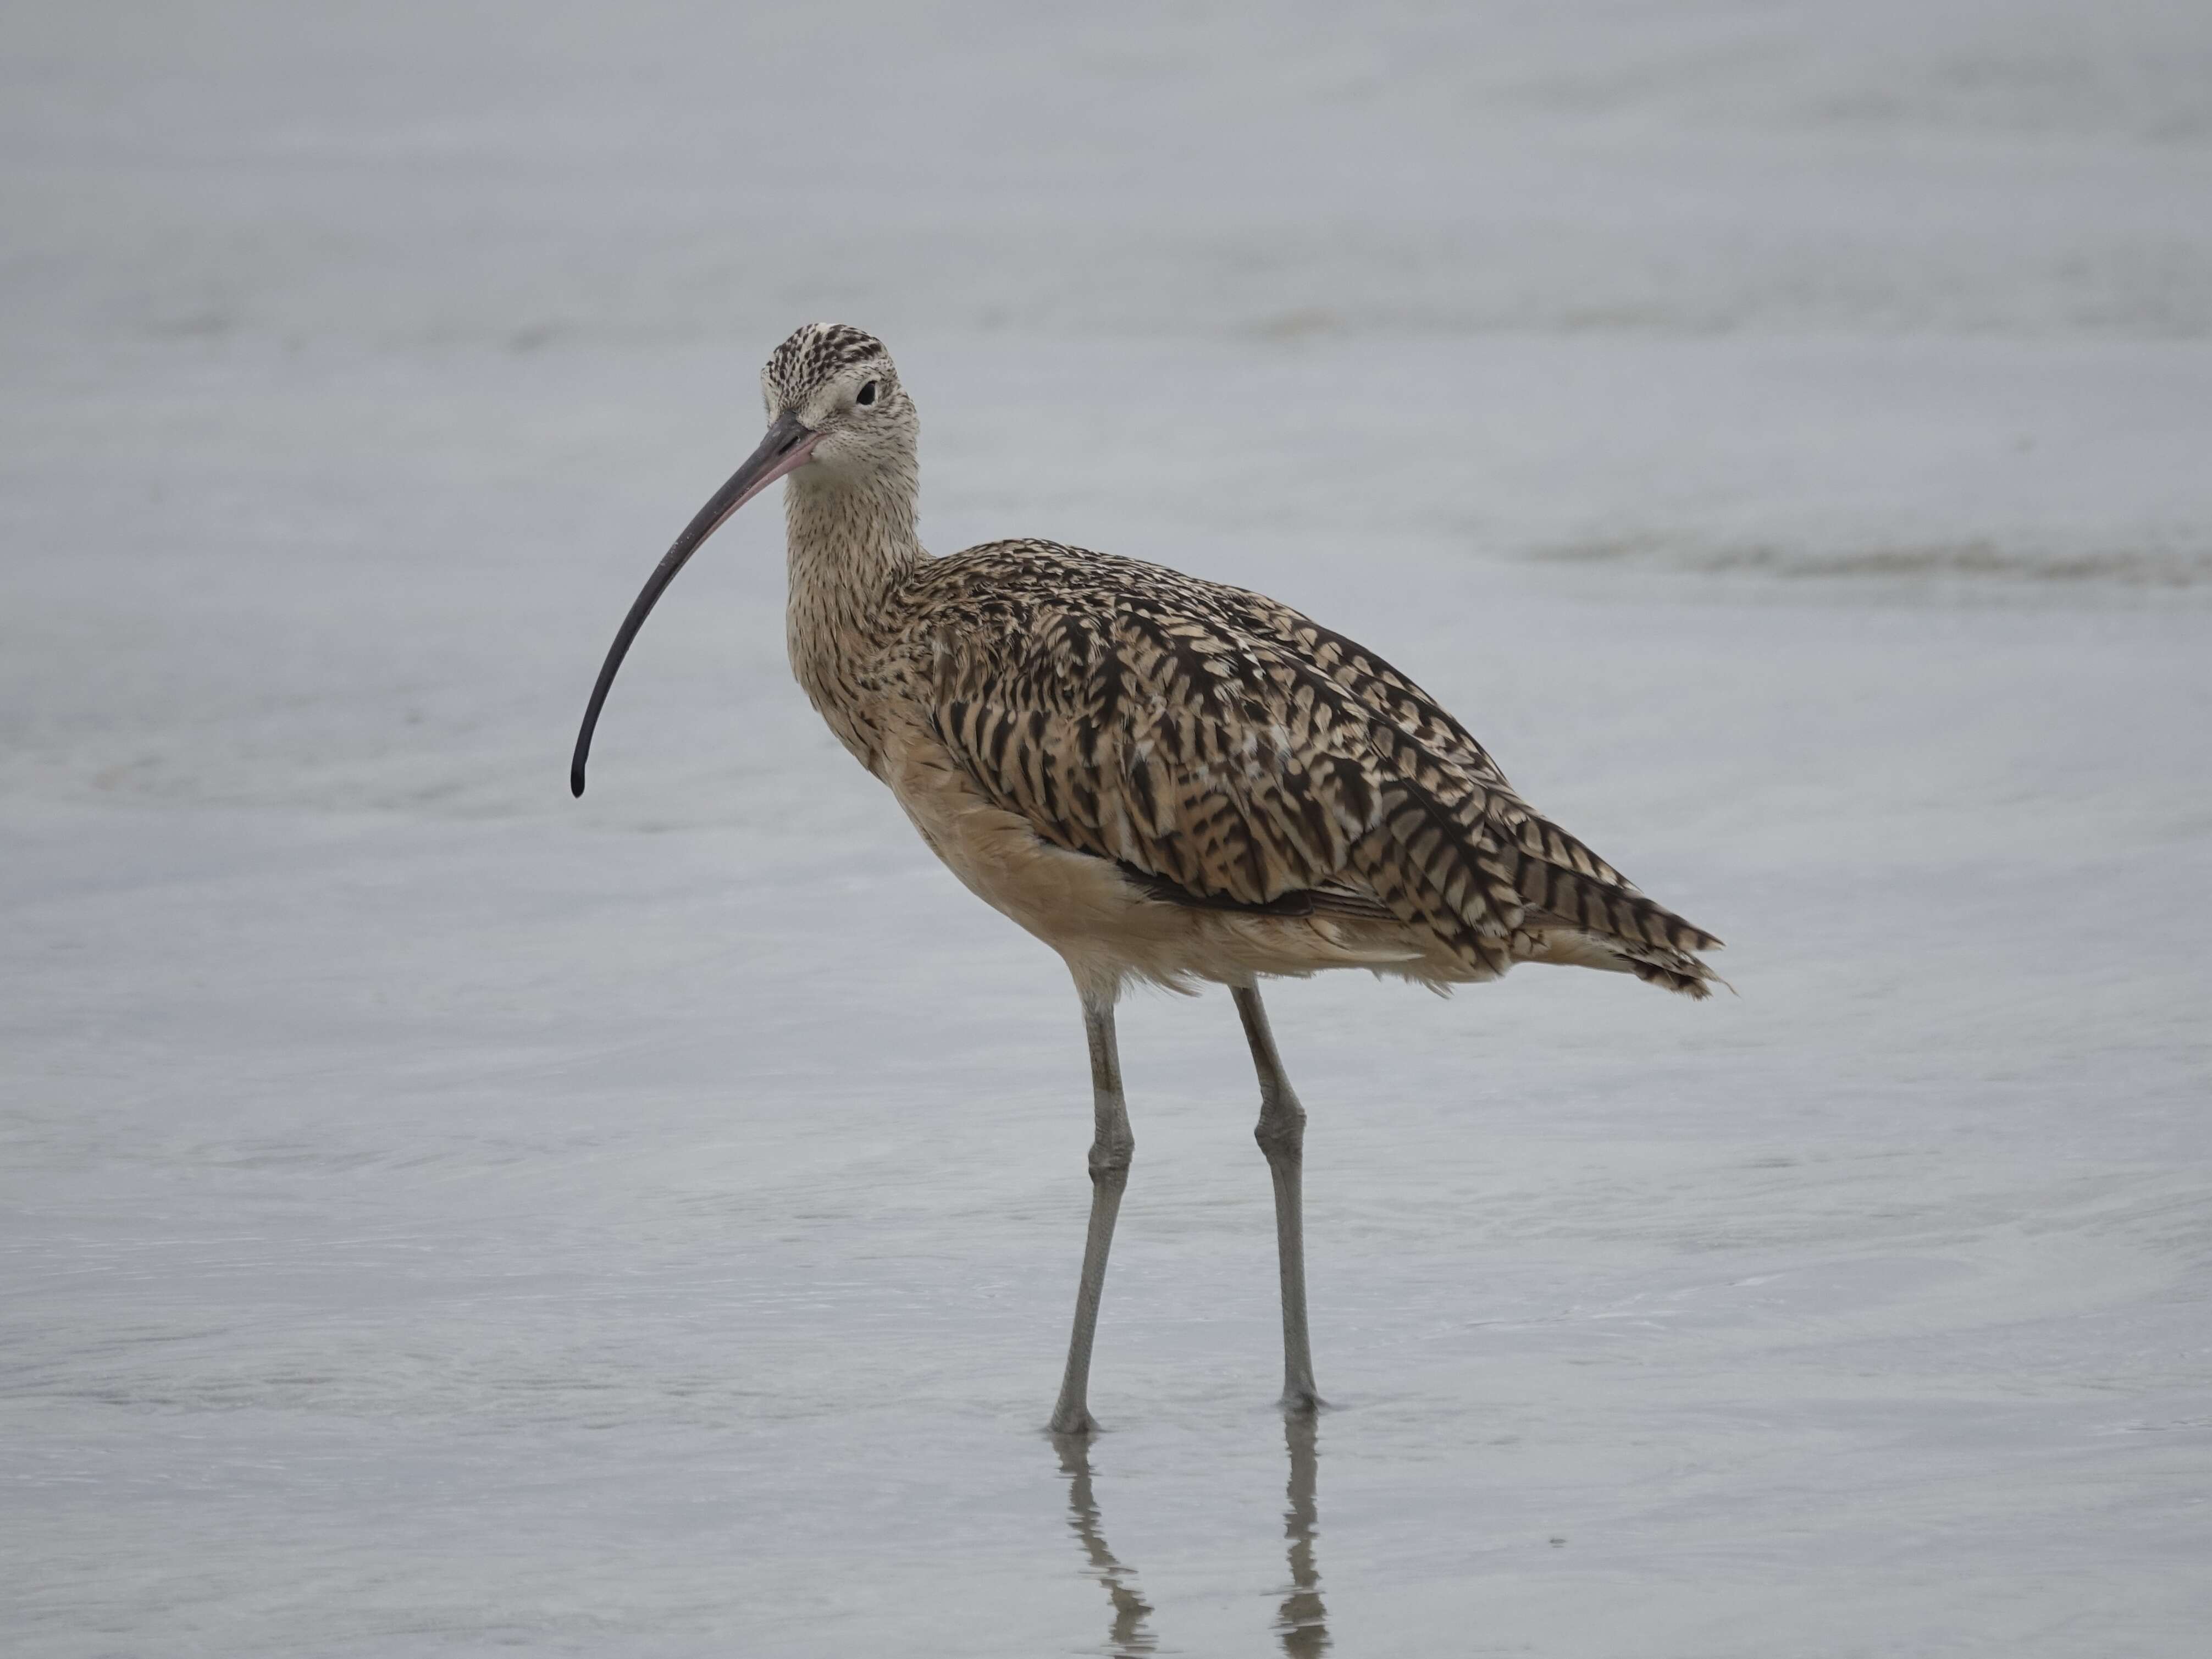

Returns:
764,323,893,411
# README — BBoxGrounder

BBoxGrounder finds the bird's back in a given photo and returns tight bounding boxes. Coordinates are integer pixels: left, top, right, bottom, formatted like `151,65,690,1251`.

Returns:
876,540,1722,996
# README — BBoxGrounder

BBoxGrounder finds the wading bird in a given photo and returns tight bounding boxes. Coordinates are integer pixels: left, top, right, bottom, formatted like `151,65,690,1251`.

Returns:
572,324,1721,1435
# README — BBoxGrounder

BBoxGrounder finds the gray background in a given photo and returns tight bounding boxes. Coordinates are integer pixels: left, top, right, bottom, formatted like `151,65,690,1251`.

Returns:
4,3,2209,1654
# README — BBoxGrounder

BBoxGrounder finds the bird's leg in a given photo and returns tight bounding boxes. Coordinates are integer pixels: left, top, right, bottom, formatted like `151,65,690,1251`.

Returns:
1234,984,1323,1413
1050,993,1133,1436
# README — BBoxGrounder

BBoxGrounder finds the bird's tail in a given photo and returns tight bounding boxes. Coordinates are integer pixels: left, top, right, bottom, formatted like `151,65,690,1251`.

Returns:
1350,780,1724,996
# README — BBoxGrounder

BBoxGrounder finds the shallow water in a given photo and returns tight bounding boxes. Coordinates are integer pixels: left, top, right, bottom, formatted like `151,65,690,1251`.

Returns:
5,3,2211,1654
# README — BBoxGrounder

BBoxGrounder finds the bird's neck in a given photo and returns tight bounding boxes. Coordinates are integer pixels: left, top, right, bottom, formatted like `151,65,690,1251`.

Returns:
782,464,923,771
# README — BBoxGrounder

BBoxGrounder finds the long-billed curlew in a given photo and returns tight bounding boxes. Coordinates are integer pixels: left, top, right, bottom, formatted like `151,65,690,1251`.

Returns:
571,324,1722,1435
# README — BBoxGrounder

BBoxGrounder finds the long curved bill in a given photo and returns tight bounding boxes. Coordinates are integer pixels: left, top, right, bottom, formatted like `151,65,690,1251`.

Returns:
571,410,821,797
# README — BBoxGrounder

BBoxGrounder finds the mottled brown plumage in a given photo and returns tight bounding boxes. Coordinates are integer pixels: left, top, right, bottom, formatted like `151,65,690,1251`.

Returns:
886,537,1722,998
571,323,1724,1432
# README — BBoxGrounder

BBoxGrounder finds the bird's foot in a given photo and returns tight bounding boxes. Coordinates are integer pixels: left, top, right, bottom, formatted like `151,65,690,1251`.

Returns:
1280,1386,1328,1416
1049,1403,1102,1437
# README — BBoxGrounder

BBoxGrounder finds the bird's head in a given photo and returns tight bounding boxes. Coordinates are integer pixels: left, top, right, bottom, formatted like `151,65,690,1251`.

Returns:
568,323,911,798
760,322,916,488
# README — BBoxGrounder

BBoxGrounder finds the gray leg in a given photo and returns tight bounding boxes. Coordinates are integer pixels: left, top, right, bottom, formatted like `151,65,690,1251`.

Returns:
1234,985,1323,1412
1050,994,1133,1436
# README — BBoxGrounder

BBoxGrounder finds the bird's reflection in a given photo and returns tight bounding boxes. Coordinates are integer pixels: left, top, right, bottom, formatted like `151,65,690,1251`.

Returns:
1054,1433,1159,1656
1276,1412,1330,1656
1051,1417,1329,1658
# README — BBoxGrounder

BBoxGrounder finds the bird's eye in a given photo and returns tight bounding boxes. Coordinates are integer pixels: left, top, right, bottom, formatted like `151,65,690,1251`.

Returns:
856,380,879,407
